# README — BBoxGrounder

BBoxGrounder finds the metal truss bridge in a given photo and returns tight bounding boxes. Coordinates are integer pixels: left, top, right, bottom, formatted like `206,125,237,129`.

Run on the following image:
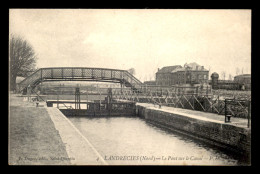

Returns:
18,67,143,92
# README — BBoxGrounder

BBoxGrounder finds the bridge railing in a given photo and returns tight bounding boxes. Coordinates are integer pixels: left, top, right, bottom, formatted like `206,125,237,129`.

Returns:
122,71,142,89
40,67,126,80
18,67,143,92
112,87,251,121
18,69,42,91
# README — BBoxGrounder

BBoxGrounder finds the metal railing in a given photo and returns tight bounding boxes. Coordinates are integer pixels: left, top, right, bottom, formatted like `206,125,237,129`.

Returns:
112,87,251,121
225,99,251,127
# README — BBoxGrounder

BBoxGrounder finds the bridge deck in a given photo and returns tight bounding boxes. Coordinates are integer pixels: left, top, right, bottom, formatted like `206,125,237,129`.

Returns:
18,67,143,91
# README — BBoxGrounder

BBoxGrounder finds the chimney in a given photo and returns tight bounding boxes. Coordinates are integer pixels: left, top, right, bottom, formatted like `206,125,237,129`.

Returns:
202,66,204,70
196,66,198,70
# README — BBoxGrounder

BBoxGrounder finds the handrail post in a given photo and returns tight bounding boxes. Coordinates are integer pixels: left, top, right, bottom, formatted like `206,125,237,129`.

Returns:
224,99,227,123
51,69,53,78
248,100,251,128
101,69,103,79
57,93,59,109
40,69,42,80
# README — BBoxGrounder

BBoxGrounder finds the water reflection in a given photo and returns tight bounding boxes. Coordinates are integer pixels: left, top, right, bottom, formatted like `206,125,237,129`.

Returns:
68,116,247,165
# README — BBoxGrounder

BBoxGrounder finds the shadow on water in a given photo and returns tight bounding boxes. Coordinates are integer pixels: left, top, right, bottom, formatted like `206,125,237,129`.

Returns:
143,119,250,166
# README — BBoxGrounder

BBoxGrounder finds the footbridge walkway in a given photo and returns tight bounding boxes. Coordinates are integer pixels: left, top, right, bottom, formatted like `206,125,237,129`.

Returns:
18,67,143,92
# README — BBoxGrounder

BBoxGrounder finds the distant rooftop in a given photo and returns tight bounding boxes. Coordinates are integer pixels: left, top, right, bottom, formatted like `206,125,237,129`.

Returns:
157,65,182,73
184,62,208,71
234,74,251,78
158,62,208,73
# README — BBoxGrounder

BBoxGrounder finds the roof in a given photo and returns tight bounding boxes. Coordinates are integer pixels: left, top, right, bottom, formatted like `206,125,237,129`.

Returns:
157,65,182,73
172,62,208,72
157,62,208,74
234,74,251,78
171,66,186,73
184,62,208,71
211,72,219,77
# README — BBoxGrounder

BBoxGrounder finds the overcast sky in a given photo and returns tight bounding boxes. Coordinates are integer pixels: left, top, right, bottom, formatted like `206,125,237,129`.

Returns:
9,9,251,82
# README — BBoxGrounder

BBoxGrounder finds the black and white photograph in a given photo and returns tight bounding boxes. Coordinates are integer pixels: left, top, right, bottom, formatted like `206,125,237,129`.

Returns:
8,9,251,166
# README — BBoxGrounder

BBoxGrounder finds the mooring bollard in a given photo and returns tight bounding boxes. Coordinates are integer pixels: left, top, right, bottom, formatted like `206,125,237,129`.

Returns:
225,115,232,123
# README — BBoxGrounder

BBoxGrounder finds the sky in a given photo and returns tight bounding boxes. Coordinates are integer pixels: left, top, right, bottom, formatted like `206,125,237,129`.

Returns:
9,9,251,82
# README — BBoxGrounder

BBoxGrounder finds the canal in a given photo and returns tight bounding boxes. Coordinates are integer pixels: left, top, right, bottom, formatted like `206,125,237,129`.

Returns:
68,116,248,165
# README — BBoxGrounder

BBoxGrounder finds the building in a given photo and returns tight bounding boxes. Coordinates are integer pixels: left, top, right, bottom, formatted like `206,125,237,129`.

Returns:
156,62,209,86
234,74,251,90
143,80,156,86
209,73,251,90
156,65,182,86
234,74,251,84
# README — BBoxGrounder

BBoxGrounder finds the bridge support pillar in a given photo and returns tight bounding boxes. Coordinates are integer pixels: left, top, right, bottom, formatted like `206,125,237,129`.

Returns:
120,83,123,93
107,88,112,116
75,87,81,110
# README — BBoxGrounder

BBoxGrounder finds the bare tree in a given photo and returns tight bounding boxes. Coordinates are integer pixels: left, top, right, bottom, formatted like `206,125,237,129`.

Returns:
9,34,37,91
149,73,153,81
236,67,240,75
221,71,226,80
127,68,136,76
244,67,248,74
208,66,211,76
228,74,233,80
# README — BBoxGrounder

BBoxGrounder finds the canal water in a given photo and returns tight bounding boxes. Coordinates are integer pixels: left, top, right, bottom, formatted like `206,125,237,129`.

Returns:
68,116,247,165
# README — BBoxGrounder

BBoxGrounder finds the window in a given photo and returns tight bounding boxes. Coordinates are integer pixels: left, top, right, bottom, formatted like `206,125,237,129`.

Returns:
204,75,207,79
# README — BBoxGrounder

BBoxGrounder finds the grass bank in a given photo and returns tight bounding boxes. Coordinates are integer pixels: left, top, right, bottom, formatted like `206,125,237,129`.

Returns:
9,99,70,165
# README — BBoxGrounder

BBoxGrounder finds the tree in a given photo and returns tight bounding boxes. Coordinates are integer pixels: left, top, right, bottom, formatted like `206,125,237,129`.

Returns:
207,66,211,80
236,67,240,75
221,71,226,80
127,68,136,76
228,74,233,80
9,34,37,91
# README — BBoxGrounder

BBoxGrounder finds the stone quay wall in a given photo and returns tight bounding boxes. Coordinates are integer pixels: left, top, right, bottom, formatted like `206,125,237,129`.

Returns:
136,104,251,155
